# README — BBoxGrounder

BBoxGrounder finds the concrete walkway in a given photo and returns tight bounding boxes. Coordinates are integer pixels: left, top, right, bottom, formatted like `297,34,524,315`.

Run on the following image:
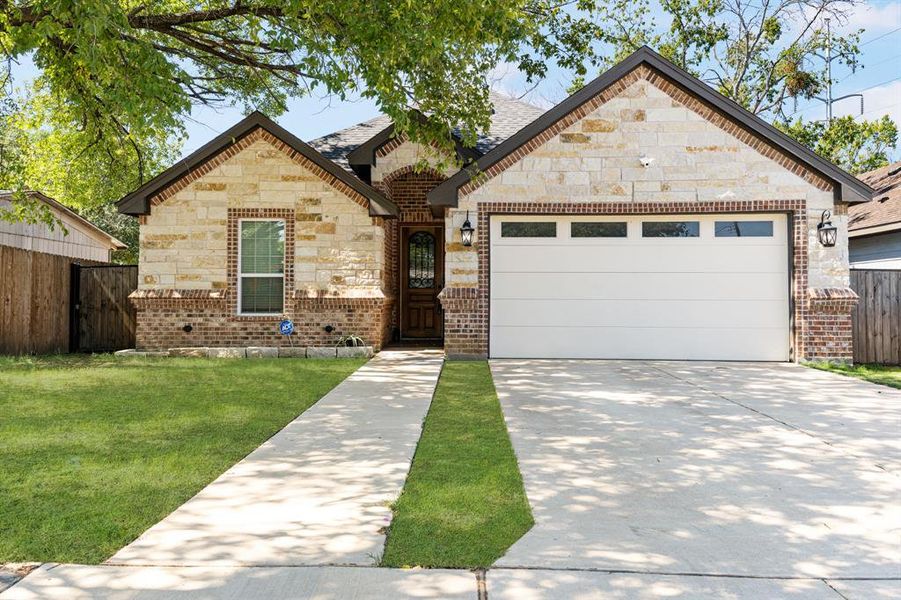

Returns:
0,564,476,599
491,360,901,581
109,350,443,567
6,564,896,599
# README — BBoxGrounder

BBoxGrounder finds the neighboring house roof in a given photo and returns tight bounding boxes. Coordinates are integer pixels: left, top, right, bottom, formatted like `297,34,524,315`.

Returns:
427,46,875,212
0,190,126,250
309,91,545,173
849,161,901,237
117,112,399,218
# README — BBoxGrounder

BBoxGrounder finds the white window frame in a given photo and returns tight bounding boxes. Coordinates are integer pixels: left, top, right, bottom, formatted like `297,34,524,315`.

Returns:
237,218,286,316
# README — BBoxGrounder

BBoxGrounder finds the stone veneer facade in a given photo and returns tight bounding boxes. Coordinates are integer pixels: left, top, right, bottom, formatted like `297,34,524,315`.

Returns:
134,128,392,350
439,65,857,362
132,63,859,362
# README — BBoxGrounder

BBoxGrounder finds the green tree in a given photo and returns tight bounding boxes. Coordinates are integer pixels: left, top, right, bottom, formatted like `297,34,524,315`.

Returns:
605,0,863,118
1,1,613,185
0,0,620,257
777,115,897,174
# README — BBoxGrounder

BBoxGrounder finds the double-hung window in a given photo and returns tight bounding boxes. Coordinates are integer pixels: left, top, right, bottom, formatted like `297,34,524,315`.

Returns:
239,219,285,315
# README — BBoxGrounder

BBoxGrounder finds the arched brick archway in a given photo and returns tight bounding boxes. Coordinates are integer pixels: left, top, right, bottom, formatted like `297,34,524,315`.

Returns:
379,166,446,224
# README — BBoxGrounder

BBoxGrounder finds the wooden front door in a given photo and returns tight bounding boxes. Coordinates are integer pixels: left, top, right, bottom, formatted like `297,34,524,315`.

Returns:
400,225,444,339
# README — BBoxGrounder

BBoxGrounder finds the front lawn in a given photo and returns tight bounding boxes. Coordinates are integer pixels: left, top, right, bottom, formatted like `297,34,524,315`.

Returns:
807,362,901,390
0,354,363,564
381,361,533,568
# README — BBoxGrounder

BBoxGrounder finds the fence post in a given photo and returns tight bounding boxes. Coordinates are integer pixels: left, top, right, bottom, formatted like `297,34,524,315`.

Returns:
69,262,81,353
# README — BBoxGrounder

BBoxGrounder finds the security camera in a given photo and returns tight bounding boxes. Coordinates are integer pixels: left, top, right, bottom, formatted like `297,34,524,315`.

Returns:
639,154,655,168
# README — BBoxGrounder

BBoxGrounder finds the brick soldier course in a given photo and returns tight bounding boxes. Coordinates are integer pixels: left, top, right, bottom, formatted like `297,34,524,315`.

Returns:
118,47,871,362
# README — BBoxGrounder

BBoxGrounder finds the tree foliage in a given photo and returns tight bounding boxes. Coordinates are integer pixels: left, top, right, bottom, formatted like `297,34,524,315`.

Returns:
777,115,897,174
1,0,613,178
605,0,864,118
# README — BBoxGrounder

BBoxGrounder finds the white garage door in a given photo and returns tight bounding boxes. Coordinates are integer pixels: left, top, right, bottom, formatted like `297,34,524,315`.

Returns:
489,214,790,361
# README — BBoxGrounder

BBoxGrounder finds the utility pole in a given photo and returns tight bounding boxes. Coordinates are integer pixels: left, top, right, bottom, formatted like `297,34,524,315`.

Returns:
811,18,864,123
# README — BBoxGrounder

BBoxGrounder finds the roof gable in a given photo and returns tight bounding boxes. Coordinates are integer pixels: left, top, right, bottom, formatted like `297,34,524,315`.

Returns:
117,112,398,218
427,46,874,212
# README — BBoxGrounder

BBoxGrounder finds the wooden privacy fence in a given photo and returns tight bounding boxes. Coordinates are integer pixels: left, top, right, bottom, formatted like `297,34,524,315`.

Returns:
850,269,901,365
1,245,77,354
71,265,138,353
0,245,137,354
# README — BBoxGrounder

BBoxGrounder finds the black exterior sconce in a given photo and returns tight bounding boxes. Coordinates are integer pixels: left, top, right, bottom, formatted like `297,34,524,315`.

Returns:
460,211,475,247
182,324,193,333
817,210,838,247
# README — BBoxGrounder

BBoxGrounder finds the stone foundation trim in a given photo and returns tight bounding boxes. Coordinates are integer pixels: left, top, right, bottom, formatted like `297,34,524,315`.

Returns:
117,346,374,359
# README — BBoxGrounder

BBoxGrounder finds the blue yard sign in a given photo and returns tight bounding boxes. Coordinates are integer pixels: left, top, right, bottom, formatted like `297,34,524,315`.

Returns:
279,319,294,336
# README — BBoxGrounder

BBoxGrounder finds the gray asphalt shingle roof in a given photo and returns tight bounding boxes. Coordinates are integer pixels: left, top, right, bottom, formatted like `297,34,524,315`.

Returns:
850,161,901,234
308,91,545,172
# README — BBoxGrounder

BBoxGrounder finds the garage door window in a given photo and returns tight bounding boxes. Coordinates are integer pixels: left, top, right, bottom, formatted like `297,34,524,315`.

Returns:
642,221,700,238
571,222,627,238
501,222,557,238
714,221,774,237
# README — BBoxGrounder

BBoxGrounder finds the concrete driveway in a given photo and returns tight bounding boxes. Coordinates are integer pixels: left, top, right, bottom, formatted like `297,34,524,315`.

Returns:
490,361,901,584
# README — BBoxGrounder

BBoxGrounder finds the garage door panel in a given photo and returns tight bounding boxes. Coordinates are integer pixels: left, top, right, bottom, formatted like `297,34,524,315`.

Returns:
489,214,790,361
491,298,789,329
492,244,787,274
490,326,789,361
491,271,788,301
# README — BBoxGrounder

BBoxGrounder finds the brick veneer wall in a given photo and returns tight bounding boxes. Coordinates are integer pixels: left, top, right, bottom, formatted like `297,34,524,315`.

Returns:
380,166,446,224
805,288,859,362
133,292,391,350
440,200,858,362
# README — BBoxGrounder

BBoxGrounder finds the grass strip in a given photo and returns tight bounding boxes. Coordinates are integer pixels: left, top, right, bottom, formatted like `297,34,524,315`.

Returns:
806,361,901,390
381,361,533,568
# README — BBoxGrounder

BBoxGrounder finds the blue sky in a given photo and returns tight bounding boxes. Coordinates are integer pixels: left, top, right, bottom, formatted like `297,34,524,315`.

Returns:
11,1,901,159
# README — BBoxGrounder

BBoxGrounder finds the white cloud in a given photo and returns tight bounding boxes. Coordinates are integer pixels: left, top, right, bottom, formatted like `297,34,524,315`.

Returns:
833,79,901,123
843,1,901,32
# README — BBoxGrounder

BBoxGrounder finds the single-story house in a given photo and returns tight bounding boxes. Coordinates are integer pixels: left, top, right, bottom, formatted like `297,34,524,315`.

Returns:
117,46,872,363
849,161,900,269
1,190,126,262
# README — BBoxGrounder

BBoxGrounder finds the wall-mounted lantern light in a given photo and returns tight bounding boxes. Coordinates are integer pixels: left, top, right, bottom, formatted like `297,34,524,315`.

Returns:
817,210,838,248
460,211,475,247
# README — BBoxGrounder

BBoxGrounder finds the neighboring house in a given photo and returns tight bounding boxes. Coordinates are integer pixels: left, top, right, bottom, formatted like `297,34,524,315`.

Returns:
849,161,901,269
1,190,127,355
1,190,126,262
117,47,872,363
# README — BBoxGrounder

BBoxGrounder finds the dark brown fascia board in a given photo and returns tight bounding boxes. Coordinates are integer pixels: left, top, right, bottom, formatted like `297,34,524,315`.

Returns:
117,111,399,218
427,45,874,215
1,190,127,248
346,123,398,167
346,120,482,169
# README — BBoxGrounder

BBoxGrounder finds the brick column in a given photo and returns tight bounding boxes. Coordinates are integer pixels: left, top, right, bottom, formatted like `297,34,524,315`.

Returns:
438,288,487,359
804,288,859,363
